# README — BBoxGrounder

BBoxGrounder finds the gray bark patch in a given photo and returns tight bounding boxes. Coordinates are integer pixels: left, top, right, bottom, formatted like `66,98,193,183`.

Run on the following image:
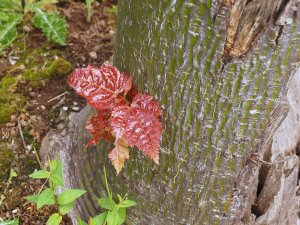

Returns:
231,66,300,224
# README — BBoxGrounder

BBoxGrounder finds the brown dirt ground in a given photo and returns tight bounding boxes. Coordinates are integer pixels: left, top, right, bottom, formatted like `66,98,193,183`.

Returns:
0,1,116,224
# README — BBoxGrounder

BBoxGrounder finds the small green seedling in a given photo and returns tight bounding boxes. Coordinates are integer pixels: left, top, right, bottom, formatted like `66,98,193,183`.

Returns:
25,159,86,225
85,0,94,22
0,219,19,225
78,167,136,225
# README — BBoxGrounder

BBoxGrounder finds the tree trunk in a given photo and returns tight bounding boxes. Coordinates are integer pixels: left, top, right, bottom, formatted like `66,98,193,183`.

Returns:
40,0,300,224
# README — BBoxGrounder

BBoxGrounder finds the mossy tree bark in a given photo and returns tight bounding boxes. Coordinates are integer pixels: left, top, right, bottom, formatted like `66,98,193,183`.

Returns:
41,0,300,224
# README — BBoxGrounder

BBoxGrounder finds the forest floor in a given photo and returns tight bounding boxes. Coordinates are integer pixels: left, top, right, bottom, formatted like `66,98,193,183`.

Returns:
0,1,116,223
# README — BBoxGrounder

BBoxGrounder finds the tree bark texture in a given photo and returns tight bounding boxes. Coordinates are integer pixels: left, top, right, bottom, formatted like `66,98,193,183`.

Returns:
40,0,300,224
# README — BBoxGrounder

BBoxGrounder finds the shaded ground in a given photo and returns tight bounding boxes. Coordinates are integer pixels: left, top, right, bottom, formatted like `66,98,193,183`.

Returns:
0,1,116,223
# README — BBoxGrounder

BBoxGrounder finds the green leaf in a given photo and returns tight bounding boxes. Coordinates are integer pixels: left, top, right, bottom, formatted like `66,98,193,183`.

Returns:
29,4,67,46
97,197,116,210
37,188,55,209
24,194,39,204
49,159,63,187
0,219,19,225
50,159,62,177
46,213,62,225
117,208,126,225
118,200,136,208
9,168,17,179
29,170,50,179
116,194,122,202
77,219,88,225
88,218,96,225
0,13,22,53
106,207,126,225
57,189,86,205
106,210,118,225
93,211,108,225
8,168,17,185
50,174,64,187
59,201,74,215
0,0,22,13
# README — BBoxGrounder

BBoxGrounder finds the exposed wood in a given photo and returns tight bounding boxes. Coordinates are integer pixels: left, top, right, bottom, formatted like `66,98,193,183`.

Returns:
225,0,297,58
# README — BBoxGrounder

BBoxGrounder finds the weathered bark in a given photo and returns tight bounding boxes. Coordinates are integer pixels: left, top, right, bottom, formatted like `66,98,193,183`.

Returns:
40,0,300,224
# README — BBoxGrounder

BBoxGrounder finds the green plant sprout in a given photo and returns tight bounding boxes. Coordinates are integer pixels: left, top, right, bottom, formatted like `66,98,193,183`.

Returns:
77,167,136,225
24,159,86,225
24,160,136,225
0,219,19,225
85,0,94,22
0,0,67,53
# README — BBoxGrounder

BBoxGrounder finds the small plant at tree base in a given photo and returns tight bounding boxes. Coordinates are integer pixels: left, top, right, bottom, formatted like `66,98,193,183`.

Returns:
24,159,86,225
0,0,67,53
77,167,136,225
68,62,163,174
0,219,19,225
85,0,93,22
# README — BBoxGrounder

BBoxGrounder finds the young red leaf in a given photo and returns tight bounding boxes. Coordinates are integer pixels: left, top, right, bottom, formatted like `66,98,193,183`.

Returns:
67,63,132,110
131,93,162,117
108,138,129,174
122,73,132,96
86,110,112,147
110,94,162,164
111,105,130,139
68,62,163,173
123,108,162,164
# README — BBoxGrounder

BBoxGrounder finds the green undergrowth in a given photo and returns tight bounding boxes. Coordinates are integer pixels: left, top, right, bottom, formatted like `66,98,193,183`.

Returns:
0,75,25,124
0,142,15,186
0,44,72,125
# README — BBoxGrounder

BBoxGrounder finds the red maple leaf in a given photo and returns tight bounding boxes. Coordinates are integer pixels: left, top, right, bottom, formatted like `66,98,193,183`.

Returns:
111,105,130,139
131,93,162,117
86,110,112,147
123,108,161,164
67,63,132,110
110,95,162,163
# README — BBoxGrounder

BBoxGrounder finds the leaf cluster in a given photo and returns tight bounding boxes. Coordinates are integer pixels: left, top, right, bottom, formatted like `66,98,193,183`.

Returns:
24,159,86,225
78,167,136,225
24,161,136,225
0,0,67,53
68,63,163,174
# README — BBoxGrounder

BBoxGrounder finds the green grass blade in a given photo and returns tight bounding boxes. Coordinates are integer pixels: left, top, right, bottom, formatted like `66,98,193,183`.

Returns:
85,0,92,22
